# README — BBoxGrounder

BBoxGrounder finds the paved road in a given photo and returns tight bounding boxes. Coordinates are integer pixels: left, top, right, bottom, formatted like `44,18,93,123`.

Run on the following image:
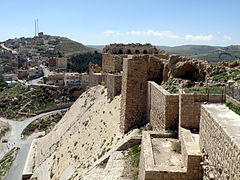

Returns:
0,43,17,54
0,109,67,180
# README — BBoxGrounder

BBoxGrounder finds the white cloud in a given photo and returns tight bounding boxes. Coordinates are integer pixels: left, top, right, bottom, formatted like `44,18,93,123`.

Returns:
223,35,232,41
185,34,214,41
126,30,180,39
104,30,121,36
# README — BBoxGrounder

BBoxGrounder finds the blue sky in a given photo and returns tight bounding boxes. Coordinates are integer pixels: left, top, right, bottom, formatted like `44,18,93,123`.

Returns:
0,0,239,46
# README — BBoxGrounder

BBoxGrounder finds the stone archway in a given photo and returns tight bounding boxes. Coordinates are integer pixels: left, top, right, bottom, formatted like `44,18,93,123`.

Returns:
118,49,123,54
127,50,131,54
173,63,201,81
135,50,140,54
143,50,148,54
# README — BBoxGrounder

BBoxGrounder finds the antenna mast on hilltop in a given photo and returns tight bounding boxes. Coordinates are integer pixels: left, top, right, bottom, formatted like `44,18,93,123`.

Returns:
35,18,39,36
37,19,39,34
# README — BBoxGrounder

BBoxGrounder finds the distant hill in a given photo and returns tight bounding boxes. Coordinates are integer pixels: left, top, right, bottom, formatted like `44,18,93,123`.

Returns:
57,38,94,57
86,45,105,52
157,45,240,63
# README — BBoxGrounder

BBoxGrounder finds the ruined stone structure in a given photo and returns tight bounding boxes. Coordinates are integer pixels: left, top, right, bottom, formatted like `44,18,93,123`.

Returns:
106,73,122,98
179,92,225,130
100,43,168,133
102,43,167,55
102,43,168,74
163,55,211,82
120,54,168,133
88,62,102,87
87,43,240,180
139,129,203,180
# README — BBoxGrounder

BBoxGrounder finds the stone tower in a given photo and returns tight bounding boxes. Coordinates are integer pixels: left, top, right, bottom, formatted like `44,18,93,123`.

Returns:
120,55,148,133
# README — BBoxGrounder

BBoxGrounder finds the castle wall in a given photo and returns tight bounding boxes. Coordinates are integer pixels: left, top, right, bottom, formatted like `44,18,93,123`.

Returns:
88,72,102,87
106,73,122,98
147,81,179,131
102,53,126,73
120,55,148,133
179,92,225,130
102,43,167,55
147,56,165,83
199,104,240,180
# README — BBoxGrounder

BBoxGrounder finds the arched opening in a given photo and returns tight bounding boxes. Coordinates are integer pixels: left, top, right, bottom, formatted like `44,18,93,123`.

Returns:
173,63,201,81
135,50,140,54
143,50,148,54
127,50,131,54
118,49,123,54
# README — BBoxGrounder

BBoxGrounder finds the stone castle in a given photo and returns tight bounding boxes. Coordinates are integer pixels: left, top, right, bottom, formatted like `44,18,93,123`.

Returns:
89,43,240,179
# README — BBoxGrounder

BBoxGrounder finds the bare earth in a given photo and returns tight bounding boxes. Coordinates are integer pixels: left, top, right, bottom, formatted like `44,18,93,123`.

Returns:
152,138,183,167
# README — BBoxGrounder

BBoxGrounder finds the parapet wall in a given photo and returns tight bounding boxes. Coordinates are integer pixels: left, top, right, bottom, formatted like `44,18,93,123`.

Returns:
106,73,122,98
147,81,179,131
199,104,240,179
179,92,225,130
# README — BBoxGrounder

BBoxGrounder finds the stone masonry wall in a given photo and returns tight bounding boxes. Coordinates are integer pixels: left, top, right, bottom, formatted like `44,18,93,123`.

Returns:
120,55,148,133
102,53,126,73
106,73,122,98
102,43,168,55
199,104,240,180
147,81,179,131
179,92,225,130
88,72,102,87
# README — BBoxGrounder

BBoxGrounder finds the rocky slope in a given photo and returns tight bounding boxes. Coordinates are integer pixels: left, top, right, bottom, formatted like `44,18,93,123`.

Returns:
29,85,127,179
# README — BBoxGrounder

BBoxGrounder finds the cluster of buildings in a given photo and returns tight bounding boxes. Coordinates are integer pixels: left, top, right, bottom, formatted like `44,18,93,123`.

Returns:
47,72,88,86
0,33,89,87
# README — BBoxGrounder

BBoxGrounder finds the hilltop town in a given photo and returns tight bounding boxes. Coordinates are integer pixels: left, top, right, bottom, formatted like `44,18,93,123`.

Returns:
1,39,240,180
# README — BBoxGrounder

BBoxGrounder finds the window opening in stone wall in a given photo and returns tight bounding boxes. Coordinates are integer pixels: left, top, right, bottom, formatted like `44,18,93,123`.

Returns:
143,50,148,54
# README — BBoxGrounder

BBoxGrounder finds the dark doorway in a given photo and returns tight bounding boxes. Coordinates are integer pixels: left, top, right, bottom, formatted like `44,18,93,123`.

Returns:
143,50,148,54
118,49,123,54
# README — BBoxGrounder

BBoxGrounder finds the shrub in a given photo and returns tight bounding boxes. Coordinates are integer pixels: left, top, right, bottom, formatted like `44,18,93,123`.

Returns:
171,141,181,153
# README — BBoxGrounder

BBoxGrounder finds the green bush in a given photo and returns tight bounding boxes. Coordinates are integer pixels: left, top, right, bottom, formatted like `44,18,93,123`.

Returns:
226,102,240,115
184,86,225,94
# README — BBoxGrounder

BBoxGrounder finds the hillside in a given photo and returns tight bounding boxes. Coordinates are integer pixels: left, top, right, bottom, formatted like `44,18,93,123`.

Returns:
56,38,93,57
157,45,240,63
86,45,105,52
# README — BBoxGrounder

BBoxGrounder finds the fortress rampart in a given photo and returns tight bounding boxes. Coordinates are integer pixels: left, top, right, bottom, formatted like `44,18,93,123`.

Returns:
88,43,240,179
